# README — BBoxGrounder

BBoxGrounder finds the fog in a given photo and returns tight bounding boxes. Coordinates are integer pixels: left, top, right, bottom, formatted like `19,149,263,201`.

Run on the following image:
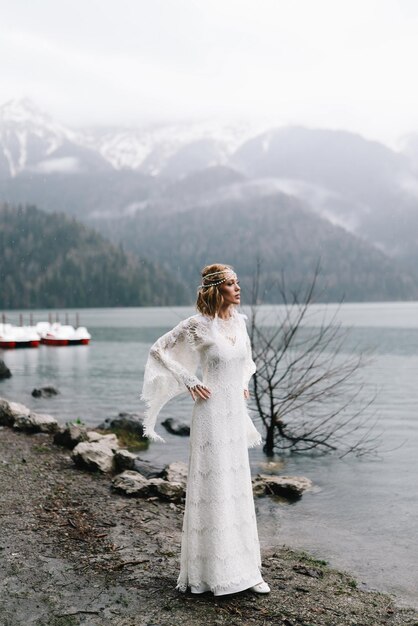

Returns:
2,0,418,145
2,0,418,306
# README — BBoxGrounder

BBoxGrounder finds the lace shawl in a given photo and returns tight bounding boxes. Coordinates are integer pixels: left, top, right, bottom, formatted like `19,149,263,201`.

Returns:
140,310,261,447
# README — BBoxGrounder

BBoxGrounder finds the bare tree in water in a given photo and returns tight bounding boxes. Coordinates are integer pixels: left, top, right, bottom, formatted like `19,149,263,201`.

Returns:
247,261,378,457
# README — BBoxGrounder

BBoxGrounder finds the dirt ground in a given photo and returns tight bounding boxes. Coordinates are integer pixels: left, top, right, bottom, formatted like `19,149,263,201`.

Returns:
0,427,417,626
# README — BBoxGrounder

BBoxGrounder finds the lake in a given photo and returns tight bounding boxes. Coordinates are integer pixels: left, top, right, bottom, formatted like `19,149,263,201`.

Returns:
1,302,417,608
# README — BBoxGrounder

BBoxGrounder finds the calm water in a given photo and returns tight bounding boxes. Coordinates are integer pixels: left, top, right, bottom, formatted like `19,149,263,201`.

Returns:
1,303,417,608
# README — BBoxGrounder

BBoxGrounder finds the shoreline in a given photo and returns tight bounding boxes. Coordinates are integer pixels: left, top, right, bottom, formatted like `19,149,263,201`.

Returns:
0,425,417,625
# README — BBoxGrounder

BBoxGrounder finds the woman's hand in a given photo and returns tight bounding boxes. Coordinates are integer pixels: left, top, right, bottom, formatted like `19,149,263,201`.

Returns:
188,384,211,401
244,388,250,400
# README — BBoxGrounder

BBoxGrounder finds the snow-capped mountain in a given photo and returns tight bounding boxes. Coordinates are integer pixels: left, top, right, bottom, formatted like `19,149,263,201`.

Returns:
2,97,418,275
83,119,267,175
0,98,266,178
0,98,78,177
0,98,112,177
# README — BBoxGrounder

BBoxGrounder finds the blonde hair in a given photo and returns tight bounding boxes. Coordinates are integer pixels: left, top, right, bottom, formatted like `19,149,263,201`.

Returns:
196,263,236,318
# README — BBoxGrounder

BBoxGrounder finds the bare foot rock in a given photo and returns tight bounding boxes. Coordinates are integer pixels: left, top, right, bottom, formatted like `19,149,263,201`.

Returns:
53,423,88,449
112,470,150,495
114,449,138,471
14,411,59,434
0,398,30,426
113,450,166,477
132,458,167,478
72,440,118,473
162,461,188,486
252,474,313,499
112,470,185,502
154,478,185,502
0,399,58,434
86,431,119,446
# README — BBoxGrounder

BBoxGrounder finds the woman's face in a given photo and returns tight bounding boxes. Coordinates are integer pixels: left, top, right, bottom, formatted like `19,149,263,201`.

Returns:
219,272,240,306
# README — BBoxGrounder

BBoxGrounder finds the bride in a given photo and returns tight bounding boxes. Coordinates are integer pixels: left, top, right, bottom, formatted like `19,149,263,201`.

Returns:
140,263,270,596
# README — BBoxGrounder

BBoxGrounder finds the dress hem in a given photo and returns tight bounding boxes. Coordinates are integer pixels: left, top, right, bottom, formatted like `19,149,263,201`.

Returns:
184,570,263,596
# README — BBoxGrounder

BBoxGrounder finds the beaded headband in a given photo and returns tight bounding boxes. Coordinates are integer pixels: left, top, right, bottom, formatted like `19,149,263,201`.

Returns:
198,269,237,289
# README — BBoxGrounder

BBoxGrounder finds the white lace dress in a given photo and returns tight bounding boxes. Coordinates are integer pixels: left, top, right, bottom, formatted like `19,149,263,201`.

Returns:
140,307,263,595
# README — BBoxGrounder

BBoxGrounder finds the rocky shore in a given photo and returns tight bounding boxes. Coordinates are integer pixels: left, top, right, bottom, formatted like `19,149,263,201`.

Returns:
0,397,313,502
0,400,417,625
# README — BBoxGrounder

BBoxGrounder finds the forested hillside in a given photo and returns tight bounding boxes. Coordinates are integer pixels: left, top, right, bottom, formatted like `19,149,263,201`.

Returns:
0,204,187,309
3,100,418,305
95,193,418,303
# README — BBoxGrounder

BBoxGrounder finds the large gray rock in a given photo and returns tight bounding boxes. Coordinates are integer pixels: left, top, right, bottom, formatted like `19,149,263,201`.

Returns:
114,449,138,471
55,426,119,454
162,461,188,486
0,398,58,433
53,423,88,449
14,412,59,434
114,450,167,478
112,470,150,495
86,431,119,446
161,417,190,436
98,412,145,437
252,474,313,499
71,438,118,473
0,399,30,427
132,458,166,478
112,471,185,502
154,478,185,502
0,360,12,380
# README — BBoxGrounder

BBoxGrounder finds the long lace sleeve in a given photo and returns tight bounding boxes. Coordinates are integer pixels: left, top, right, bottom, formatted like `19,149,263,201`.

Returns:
140,317,203,442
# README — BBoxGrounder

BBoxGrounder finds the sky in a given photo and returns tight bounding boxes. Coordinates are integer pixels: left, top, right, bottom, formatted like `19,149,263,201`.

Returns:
1,0,418,145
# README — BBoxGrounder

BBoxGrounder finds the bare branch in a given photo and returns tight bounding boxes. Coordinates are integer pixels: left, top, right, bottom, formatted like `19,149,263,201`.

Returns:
249,261,378,457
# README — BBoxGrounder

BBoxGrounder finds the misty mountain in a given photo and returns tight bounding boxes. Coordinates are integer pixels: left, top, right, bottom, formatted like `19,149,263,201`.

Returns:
2,98,418,299
0,204,188,309
0,98,111,178
92,193,418,303
400,133,418,173
164,165,245,201
231,126,418,266
0,98,74,178
0,99,254,178
233,126,406,200
135,166,247,215
1,169,158,219
82,119,260,175
156,138,228,179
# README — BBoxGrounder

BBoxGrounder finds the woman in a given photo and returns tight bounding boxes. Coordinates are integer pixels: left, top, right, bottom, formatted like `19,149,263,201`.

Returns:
140,263,270,596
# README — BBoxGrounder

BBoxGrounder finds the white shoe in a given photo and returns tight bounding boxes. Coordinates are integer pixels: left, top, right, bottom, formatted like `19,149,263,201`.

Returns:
250,581,271,594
